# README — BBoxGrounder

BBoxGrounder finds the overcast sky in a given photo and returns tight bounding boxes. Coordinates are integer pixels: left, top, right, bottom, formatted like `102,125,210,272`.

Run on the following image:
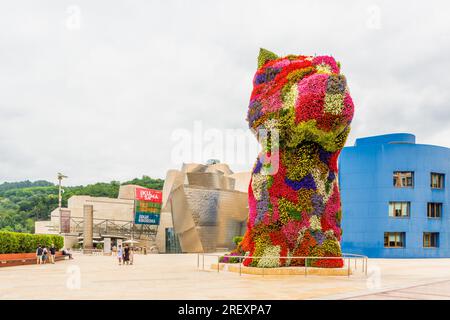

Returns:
1,0,449,186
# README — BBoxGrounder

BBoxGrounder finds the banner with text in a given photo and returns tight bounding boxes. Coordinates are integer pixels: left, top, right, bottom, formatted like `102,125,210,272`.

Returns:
134,187,163,225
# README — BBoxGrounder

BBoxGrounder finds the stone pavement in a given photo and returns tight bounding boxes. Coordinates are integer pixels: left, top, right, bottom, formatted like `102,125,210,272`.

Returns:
1,253,450,299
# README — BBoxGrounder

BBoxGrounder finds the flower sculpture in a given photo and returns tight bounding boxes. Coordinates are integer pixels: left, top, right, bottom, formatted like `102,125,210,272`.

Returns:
239,49,354,268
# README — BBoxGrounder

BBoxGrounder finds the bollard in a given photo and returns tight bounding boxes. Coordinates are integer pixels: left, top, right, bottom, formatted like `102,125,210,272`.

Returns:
305,258,308,277
239,257,242,276
347,258,350,277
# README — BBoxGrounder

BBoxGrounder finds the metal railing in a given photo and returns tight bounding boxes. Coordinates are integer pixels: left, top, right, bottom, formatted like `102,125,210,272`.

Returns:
197,253,368,277
51,215,158,240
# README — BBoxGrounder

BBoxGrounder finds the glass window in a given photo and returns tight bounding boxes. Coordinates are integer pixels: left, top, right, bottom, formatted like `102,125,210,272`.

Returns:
431,173,445,189
384,232,405,248
389,202,410,217
393,171,414,188
423,233,439,248
427,203,442,218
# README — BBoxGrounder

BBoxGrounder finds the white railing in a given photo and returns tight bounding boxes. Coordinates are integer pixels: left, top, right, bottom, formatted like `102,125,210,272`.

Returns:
197,253,368,277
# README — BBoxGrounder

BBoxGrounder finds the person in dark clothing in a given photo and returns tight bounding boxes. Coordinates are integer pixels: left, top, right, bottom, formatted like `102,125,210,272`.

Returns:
62,248,73,260
36,245,43,264
123,245,130,265
50,244,56,264
42,246,48,264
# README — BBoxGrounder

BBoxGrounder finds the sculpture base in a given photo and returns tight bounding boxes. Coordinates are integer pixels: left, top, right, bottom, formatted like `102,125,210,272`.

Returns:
210,263,350,276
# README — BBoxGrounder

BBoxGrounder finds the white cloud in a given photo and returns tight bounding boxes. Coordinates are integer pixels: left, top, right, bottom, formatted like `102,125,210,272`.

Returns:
1,0,449,185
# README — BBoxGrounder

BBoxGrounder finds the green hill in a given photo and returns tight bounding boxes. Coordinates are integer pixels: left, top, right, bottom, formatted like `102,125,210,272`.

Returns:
0,176,164,233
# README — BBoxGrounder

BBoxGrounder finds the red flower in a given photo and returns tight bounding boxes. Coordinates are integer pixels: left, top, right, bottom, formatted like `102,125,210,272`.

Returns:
328,150,341,172
295,92,325,123
269,231,289,265
312,258,344,268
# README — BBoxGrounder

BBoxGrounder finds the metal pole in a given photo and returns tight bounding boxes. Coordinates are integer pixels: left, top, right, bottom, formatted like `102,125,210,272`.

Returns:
305,258,307,277
217,256,220,273
202,254,205,271
239,257,242,276
347,258,350,277
365,258,368,276
197,254,199,269
57,173,67,233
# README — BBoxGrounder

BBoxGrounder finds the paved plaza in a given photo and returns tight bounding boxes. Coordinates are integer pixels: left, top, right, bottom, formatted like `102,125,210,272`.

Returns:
1,253,450,299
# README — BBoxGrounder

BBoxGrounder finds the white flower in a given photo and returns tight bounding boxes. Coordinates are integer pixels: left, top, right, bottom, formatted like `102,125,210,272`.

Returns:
257,245,281,268
309,215,322,232
251,174,266,200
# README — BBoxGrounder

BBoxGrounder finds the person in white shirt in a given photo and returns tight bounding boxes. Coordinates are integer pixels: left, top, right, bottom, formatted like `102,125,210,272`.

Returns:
117,245,123,265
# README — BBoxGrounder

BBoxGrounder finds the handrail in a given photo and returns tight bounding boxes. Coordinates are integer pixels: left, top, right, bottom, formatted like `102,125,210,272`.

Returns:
197,253,368,277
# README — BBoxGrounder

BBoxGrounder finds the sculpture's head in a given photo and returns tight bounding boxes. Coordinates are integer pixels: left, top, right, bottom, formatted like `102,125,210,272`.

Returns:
247,48,354,153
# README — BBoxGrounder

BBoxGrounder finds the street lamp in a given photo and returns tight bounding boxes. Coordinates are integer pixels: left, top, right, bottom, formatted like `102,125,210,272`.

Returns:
57,172,68,233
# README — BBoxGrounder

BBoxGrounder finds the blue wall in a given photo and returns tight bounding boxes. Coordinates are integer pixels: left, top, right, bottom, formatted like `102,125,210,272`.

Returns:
339,133,450,258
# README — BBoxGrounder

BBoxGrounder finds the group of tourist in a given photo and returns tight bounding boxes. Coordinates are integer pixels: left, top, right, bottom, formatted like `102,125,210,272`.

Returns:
116,244,134,265
35,244,73,264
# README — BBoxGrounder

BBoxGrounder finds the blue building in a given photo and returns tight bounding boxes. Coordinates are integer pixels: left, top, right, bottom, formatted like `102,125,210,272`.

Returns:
339,133,450,258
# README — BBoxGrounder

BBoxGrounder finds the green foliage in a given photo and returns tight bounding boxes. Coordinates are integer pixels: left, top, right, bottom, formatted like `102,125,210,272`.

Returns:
0,231,64,254
257,48,279,68
0,176,164,233
122,176,164,190
232,236,243,246
278,198,302,223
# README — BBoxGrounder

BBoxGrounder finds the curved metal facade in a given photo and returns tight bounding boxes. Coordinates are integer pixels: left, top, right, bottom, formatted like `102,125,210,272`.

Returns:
339,133,450,257
162,163,249,253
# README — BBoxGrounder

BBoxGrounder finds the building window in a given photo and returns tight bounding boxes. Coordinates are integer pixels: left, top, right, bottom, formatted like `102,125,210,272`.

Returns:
431,173,445,189
423,232,439,248
427,202,442,218
384,232,405,248
388,202,410,217
393,171,414,188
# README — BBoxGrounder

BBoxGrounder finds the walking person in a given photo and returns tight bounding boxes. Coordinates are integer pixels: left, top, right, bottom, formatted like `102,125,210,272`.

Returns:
117,245,123,265
36,244,43,265
50,244,56,264
42,246,48,264
129,247,134,265
123,245,130,265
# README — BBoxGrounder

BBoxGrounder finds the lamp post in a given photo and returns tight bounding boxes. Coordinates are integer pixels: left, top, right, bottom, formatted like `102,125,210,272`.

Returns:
57,172,68,233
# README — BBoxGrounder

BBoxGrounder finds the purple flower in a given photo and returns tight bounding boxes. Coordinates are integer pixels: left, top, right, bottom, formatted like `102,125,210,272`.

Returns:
328,171,335,181
255,73,266,85
285,174,316,191
253,158,262,174
319,148,332,165
247,101,263,128
255,183,269,224
311,194,325,216
313,231,325,245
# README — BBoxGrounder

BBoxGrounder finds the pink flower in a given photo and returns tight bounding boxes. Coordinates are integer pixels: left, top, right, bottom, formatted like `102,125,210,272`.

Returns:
298,73,328,96
312,56,339,73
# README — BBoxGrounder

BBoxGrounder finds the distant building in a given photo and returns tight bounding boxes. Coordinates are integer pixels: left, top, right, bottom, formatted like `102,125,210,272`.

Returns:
35,163,252,253
36,185,161,250
340,133,450,258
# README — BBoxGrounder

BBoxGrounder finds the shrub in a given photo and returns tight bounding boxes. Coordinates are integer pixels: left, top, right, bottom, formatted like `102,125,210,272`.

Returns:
0,231,64,254
232,236,243,246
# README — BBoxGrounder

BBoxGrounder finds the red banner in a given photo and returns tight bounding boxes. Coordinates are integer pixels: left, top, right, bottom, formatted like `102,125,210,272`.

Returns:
135,187,162,203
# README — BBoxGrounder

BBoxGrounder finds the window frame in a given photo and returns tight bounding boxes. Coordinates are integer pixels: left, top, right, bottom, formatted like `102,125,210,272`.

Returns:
384,232,406,248
393,171,414,188
430,172,445,189
388,201,410,218
423,232,439,248
427,202,442,219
